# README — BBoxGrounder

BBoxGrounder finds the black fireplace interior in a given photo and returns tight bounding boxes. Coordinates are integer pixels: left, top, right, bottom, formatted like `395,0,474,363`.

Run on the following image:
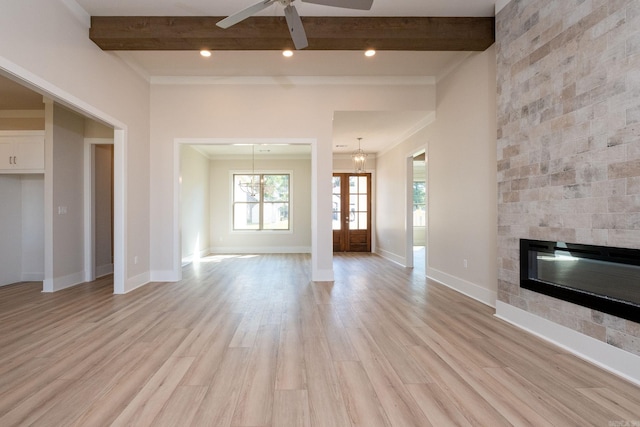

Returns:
520,239,640,323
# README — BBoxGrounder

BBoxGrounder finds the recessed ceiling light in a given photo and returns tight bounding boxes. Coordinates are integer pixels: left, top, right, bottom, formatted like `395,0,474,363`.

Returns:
200,50,212,58
283,50,294,57
365,49,376,57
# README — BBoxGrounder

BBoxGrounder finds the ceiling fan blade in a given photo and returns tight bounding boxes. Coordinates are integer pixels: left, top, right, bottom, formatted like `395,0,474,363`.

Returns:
284,5,309,50
301,0,373,10
216,0,275,29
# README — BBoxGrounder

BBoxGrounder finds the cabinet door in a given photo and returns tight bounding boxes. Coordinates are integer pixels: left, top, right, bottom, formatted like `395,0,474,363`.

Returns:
0,140,13,169
15,136,45,170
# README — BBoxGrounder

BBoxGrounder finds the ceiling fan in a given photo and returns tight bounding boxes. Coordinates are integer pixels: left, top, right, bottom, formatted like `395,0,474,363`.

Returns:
216,0,374,50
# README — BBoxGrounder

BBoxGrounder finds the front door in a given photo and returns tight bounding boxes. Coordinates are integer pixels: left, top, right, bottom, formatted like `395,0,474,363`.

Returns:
332,173,371,252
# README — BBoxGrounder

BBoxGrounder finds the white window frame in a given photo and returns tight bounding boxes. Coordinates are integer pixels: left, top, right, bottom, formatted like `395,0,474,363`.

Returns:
229,169,294,234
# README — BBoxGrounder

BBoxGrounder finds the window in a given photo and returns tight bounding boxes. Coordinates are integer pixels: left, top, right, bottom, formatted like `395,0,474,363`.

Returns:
233,173,290,230
413,181,426,227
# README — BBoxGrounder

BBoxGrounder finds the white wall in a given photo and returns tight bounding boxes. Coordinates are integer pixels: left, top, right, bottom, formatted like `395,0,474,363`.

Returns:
50,104,85,290
209,156,312,253
0,175,23,286
375,130,426,264
150,81,435,281
332,154,377,172
375,46,497,306
0,111,44,131
21,175,44,281
0,0,151,292
180,145,211,262
94,144,113,277
425,46,498,305
0,174,44,286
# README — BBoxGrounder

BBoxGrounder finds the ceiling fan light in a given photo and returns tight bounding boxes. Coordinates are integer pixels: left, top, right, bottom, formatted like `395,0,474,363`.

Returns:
365,49,376,57
200,50,212,58
282,50,294,57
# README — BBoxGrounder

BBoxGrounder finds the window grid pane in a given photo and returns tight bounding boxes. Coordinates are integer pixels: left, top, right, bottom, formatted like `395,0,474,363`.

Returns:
233,173,290,231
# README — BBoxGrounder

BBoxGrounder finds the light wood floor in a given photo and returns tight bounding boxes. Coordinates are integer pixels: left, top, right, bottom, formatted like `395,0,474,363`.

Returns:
1,253,639,426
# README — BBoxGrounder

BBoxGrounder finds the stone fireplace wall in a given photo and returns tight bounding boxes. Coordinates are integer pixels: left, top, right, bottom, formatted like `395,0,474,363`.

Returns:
496,0,640,356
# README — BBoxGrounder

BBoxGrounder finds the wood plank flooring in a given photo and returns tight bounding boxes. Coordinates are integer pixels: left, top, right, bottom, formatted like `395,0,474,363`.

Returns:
1,253,639,426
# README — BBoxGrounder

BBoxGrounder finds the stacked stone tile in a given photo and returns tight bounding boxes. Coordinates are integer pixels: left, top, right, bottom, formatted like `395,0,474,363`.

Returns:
497,0,640,355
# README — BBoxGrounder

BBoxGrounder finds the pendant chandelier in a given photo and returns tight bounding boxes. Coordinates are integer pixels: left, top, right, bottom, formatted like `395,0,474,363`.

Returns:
239,145,262,197
352,137,367,173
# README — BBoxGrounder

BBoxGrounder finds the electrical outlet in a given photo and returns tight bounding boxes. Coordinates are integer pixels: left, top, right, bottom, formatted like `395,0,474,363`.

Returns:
134,256,138,264
463,259,468,269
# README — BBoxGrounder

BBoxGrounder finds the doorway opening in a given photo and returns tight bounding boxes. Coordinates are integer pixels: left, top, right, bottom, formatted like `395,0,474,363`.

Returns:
410,151,427,274
0,67,126,294
332,172,371,252
174,138,316,281
84,140,114,282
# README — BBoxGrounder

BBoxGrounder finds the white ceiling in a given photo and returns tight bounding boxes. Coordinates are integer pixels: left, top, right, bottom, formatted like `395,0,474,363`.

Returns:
75,0,497,18
193,143,312,159
116,50,472,79
1,0,498,155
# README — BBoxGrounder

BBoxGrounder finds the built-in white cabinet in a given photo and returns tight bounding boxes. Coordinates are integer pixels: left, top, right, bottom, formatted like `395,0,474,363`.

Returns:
0,131,45,172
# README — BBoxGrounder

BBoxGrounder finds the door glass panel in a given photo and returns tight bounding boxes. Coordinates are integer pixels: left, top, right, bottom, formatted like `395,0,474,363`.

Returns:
358,195,367,212
349,194,358,212
358,176,367,192
357,212,368,230
332,176,341,230
346,175,368,230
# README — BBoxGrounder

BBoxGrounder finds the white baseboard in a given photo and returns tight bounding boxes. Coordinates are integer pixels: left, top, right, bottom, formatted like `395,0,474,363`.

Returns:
208,246,312,254
375,248,407,267
95,263,114,278
427,267,497,308
312,268,334,282
121,271,151,295
21,272,44,282
181,248,211,266
495,301,640,387
0,280,22,287
43,271,85,293
150,270,181,283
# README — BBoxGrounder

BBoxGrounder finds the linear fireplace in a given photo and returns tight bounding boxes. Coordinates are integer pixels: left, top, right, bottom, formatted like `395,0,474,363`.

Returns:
520,239,640,323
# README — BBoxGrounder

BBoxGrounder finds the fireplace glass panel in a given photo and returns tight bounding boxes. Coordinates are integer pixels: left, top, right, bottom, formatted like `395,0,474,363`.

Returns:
531,250,640,305
520,239,640,323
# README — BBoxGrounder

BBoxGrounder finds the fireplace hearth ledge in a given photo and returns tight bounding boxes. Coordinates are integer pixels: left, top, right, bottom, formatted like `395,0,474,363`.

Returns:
495,301,640,387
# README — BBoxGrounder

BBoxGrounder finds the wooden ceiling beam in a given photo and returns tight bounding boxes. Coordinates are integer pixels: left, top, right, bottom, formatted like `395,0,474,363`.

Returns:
89,16,495,51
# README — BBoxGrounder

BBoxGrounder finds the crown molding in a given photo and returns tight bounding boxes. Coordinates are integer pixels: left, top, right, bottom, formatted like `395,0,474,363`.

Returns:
150,75,436,86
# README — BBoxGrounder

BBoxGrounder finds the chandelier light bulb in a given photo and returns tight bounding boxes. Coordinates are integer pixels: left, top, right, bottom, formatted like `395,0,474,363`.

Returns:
352,137,368,173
